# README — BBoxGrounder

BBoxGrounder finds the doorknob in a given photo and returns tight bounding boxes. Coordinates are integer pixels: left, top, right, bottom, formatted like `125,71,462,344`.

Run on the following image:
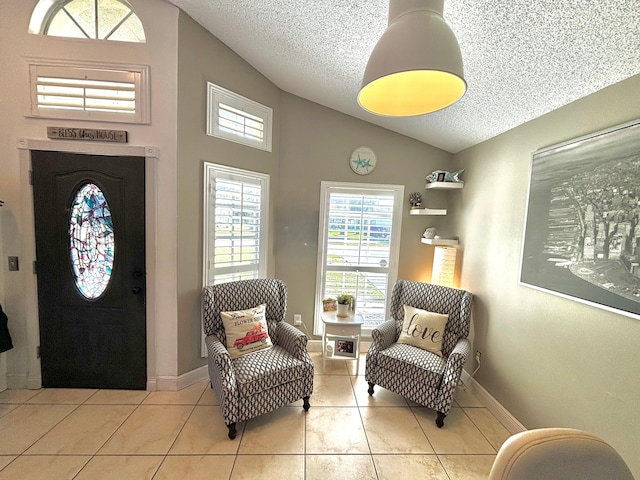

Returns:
132,287,143,294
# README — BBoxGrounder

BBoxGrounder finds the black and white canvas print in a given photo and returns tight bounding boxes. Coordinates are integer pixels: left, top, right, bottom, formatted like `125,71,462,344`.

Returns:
520,120,640,318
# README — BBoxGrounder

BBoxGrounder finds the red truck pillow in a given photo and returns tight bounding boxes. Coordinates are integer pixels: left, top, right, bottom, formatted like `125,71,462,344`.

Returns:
220,304,273,359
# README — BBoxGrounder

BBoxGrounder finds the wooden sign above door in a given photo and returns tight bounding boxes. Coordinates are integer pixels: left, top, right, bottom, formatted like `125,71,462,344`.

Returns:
47,126,128,143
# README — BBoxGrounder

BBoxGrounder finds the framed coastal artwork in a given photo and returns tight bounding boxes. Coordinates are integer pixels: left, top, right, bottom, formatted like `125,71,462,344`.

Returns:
520,119,640,319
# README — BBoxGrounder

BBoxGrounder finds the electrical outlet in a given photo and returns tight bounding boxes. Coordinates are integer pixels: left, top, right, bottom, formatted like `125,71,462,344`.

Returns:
475,350,482,363
8,256,19,271
294,314,302,325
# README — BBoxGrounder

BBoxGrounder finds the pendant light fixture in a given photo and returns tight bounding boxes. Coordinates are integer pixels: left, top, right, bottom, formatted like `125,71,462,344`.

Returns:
358,0,466,117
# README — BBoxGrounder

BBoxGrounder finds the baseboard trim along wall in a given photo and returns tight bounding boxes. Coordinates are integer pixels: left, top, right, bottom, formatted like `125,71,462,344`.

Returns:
461,369,527,434
149,364,209,391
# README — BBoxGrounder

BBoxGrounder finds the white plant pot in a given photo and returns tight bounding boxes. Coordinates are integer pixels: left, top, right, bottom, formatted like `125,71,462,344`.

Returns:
336,304,349,317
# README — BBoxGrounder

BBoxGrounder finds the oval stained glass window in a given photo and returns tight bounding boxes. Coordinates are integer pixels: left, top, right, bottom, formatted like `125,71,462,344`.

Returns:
69,183,115,299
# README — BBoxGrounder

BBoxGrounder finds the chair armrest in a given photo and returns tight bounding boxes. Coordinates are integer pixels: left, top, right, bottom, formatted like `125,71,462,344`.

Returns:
276,322,309,361
369,319,398,353
444,338,471,380
435,337,471,414
206,334,233,365
205,334,238,422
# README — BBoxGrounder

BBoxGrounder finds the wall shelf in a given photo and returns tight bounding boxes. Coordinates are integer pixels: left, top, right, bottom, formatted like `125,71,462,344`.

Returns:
414,180,464,242
410,181,463,216
421,237,459,246
410,208,447,216
424,182,464,190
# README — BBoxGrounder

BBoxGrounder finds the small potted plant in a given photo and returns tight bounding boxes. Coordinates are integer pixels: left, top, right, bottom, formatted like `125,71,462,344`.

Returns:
336,294,353,317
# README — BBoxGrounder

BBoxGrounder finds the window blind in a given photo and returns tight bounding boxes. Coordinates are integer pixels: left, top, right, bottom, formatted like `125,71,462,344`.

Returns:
203,164,269,286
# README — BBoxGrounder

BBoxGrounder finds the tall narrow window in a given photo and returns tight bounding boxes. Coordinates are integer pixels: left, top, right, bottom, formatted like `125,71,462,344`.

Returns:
203,163,269,286
314,182,404,335
29,0,145,43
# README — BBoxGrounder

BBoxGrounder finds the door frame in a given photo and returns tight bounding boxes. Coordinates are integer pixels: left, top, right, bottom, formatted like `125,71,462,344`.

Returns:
18,138,158,390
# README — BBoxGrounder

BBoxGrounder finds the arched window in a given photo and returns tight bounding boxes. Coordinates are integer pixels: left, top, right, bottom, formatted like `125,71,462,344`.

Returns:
29,0,145,43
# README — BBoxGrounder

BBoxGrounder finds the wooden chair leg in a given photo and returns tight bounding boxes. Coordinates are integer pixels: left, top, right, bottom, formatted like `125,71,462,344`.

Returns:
436,411,446,428
368,382,375,395
303,396,310,411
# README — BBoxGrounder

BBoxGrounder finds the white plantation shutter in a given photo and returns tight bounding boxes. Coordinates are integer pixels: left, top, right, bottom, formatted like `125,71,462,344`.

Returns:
203,163,269,286
29,62,150,123
315,182,404,335
36,76,135,112
207,83,272,152
218,103,265,145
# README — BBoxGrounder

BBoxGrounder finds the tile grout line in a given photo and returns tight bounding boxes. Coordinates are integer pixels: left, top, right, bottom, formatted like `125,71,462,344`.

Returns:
407,403,455,479
0,375,507,478
150,392,204,480
348,371,380,480
17,401,84,455
0,392,85,475
71,389,152,480
460,405,500,454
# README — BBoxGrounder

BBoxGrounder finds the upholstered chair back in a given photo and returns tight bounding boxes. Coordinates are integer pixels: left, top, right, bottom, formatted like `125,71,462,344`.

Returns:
389,280,472,357
202,279,287,345
489,428,635,480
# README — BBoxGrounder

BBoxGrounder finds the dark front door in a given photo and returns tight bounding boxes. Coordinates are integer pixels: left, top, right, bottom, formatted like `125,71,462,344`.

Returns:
32,151,146,390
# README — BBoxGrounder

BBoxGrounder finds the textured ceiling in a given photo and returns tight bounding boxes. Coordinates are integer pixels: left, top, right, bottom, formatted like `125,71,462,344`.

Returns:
167,0,640,153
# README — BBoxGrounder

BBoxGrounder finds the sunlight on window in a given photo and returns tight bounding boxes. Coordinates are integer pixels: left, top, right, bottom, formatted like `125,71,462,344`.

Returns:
31,0,145,43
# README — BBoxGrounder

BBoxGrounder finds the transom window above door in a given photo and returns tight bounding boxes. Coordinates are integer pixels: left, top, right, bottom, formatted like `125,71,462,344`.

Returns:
29,0,146,43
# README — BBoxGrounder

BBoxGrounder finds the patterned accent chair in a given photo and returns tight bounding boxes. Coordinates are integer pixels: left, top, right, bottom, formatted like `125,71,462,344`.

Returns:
365,280,473,428
202,279,314,439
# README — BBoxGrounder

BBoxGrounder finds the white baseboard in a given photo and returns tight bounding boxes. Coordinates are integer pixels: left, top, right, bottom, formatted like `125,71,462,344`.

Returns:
6,374,45,390
308,339,322,352
461,370,526,434
27,375,42,390
149,365,209,391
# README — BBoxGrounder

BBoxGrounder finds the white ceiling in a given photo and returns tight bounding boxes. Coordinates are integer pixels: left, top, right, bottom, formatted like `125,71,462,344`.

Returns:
167,0,640,153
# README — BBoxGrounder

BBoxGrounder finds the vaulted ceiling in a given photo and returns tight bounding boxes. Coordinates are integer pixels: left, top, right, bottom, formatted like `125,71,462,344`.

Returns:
167,0,640,153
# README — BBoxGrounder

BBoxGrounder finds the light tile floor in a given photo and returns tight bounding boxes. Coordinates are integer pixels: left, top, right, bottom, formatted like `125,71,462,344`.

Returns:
0,353,512,479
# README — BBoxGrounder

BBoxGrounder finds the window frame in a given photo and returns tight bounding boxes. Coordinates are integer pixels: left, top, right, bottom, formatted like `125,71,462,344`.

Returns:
201,162,270,357
27,59,150,124
202,162,270,287
314,181,404,336
28,0,146,43
206,82,273,152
